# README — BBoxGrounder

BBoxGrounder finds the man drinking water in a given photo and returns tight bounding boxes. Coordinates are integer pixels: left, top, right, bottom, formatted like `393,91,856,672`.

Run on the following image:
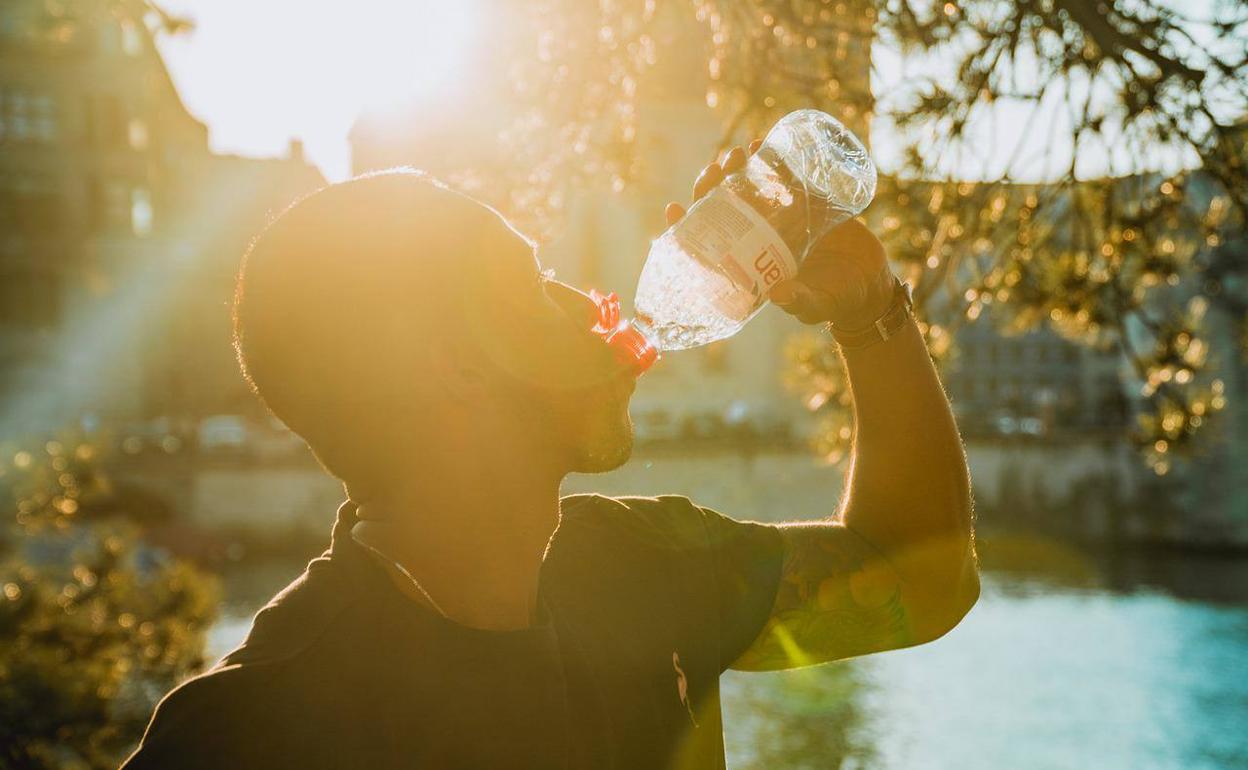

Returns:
122,144,978,769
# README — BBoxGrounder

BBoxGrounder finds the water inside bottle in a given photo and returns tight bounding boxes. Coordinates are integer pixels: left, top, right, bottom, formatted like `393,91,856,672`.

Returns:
633,232,757,350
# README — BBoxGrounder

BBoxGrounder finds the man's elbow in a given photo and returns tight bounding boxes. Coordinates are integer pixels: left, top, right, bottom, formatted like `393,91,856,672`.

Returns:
910,566,979,644
893,511,978,643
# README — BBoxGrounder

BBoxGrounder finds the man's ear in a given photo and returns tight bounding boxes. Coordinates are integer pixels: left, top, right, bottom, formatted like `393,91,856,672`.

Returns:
426,337,491,405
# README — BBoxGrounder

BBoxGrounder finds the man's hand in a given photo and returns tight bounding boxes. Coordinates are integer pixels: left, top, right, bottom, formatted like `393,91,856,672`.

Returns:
663,142,895,329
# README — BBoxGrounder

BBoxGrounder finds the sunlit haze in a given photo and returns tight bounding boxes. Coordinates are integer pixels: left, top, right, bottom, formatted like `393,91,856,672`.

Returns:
156,0,477,181
153,0,1212,186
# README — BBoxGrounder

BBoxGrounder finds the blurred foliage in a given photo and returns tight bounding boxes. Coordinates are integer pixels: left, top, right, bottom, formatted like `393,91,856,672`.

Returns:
0,435,219,770
502,0,1246,474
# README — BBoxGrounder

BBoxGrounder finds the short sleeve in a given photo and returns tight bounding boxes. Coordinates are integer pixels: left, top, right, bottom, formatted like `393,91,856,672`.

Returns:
693,501,786,671
553,493,785,673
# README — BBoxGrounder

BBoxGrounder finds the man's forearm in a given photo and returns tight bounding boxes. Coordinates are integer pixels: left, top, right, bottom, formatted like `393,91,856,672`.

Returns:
837,317,978,639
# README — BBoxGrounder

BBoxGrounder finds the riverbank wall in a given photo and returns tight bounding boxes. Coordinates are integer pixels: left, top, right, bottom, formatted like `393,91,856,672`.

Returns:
110,436,1246,550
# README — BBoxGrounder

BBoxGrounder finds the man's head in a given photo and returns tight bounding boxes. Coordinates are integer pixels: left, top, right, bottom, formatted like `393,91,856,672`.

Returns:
233,170,635,497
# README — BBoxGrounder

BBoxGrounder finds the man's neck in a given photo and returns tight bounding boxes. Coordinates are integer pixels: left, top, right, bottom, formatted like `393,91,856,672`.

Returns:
351,462,564,632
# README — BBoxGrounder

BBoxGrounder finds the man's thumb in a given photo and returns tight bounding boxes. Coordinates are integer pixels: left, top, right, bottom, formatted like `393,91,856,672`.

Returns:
770,280,800,306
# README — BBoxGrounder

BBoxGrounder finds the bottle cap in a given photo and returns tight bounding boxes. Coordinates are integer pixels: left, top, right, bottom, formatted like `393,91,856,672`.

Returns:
588,290,660,377
607,322,660,375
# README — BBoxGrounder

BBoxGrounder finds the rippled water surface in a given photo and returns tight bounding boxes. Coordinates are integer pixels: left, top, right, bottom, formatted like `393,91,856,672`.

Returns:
723,559,1248,770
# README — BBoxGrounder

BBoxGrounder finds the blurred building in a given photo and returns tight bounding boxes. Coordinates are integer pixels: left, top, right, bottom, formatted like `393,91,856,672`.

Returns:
1137,160,1248,541
944,318,1129,438
0,2,323,439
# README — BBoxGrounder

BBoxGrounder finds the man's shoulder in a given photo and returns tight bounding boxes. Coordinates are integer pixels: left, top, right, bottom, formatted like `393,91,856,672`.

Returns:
556,492,713,552
150,662,262,720
124,555,369,767
121,663,268,768
555,492,782,564
559,491,704,518
218,552,362,669
560,490,706,523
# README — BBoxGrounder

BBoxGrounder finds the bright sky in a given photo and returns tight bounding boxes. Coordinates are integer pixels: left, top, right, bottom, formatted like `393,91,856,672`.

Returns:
156,1,1223,184
156,0,478,181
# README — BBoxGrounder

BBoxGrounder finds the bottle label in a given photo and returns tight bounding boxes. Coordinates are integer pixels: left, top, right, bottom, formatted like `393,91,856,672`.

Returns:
677,186,797,319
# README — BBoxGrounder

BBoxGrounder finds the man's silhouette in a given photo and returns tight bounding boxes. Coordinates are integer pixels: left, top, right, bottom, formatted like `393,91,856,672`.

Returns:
123,147,978,769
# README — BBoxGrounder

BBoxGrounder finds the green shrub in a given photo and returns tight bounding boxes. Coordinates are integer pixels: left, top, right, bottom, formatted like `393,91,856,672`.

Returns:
0,436,219,770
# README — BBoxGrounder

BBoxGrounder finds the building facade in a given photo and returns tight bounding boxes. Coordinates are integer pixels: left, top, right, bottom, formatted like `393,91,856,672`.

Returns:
944,317,1128,438
0,1,323,440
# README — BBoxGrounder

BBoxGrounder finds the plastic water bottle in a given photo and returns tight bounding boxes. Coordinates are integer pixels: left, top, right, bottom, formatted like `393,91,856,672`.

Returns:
596,109,877,376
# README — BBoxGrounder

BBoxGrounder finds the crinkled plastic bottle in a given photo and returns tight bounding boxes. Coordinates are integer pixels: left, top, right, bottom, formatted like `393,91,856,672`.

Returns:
595,109,877,376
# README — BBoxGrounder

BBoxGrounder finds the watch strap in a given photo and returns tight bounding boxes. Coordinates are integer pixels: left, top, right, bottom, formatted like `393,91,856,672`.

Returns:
826,278,914,350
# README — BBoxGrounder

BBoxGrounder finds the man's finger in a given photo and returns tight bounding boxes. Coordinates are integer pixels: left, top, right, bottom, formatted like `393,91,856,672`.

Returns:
770,280,801,307
665,202,686,227
693,163,724,201
722,146,747,173
769,280,842,325
749,138,763,154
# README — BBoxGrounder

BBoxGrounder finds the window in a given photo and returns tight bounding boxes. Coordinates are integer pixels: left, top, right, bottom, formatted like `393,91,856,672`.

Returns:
131,187,153,236
3,89,30,140
0,10,21,40
0,89,57,142
128,117,148,149
32,94,56,140
120,19,142,57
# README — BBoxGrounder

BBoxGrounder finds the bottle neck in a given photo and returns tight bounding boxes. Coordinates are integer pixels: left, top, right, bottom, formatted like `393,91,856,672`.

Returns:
607,318,660,376
588,288,660,376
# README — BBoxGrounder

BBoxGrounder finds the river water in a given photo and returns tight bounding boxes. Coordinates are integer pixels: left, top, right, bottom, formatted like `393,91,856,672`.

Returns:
204,451,1248,769
722,551,1248,770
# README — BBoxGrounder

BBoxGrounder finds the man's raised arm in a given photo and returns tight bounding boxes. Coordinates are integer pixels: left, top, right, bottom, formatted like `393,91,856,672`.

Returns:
668,147,979,672
730,269,979,670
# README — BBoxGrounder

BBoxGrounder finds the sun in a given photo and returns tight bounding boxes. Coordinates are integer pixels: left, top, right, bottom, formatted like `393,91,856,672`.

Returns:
156,0,480,180
347,0,479,114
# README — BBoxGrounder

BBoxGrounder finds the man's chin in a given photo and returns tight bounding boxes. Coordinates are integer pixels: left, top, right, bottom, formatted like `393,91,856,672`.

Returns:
570,419,634,474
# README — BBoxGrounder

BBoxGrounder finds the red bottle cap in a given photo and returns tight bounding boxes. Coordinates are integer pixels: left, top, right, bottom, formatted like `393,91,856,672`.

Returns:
588,289,660,377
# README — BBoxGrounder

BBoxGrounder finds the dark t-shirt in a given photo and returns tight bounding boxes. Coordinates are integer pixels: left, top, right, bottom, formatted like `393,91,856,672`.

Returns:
121,493,785,770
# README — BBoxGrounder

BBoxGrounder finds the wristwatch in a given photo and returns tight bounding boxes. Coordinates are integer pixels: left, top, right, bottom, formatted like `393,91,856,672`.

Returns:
826,277,914,350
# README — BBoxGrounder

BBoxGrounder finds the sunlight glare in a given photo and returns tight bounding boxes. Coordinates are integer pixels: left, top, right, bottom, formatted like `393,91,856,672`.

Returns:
350,0,478,114
157,0,478,180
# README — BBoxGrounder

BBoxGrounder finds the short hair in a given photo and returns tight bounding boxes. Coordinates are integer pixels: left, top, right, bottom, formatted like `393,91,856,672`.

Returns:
232,169,513,487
